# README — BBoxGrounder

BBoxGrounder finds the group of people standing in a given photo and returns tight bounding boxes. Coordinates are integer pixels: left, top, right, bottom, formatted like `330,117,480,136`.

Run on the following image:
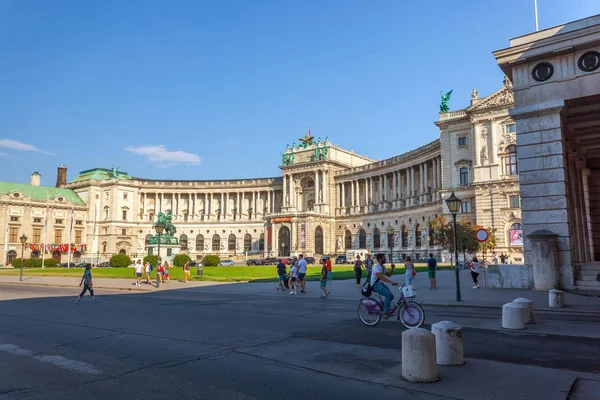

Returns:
353,253,438,290
276,254,331,298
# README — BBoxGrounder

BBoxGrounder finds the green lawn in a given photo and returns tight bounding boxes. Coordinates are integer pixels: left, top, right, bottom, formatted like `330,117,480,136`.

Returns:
0,264,452,282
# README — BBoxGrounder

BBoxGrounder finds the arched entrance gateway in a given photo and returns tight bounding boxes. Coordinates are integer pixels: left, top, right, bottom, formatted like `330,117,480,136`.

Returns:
314,226,324,255
52,251,61,263
278,226,290,257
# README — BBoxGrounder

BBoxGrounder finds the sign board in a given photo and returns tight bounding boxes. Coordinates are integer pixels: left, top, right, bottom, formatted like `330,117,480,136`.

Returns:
509,229,523,246
475,228,489,243
273,217,292,223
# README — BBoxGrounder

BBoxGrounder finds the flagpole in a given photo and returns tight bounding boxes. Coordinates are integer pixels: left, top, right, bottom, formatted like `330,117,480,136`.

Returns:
3,209,8,266
534,0,539,31
67,201,74,268
42,196,49,269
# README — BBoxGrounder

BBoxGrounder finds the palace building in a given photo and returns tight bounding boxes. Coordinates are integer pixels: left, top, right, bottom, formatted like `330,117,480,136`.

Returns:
0,82,522,265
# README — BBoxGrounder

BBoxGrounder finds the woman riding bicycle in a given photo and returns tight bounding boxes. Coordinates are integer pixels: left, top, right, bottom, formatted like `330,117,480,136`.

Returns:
371,253,398,317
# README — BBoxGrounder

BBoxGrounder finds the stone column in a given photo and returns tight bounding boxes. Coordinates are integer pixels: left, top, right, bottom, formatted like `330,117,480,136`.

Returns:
225,192,229,219
341,182,346,209
410,166,415,203
392,171,397,206
582,168,594,259
282,175,287,208
424,161,429,199
474,124,481,167
252,192,256,218
379,176,383,203
351,180,356,214
323,170,328,204
406,168,411,205
420,163,424,196
315,170,320,203
267,190,271,215
207,193,212,220
528,230,560,290
369,177,373,204
490,120,498,165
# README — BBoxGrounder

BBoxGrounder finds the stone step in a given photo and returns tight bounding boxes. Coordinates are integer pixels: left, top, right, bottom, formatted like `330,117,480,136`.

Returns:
578,264,600,271
576,270,600,278
575,280,600,287
573,285,600,291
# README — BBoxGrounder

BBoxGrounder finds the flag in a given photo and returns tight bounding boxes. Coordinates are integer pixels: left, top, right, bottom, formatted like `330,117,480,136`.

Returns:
3,209,8,261
69,201,74,241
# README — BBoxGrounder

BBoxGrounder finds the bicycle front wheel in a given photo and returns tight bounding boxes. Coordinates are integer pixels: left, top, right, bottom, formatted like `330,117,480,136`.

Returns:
358,301,382,326
398,301,425,329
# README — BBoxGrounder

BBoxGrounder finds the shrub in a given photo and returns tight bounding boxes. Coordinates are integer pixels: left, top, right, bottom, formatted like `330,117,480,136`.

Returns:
143,255,159,267
202,255,220,267
11,258,25,268
110,253,132,268
42,258,58,268
173,254,191,268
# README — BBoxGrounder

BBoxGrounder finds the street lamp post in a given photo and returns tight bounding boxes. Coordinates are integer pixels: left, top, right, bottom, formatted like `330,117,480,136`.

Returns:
445,191,462,302
387,227,394,265
154,222,165,288
19,234,27,282
281,242,286,258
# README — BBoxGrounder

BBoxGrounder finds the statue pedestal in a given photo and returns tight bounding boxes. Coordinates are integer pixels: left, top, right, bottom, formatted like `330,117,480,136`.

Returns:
147,235,181,265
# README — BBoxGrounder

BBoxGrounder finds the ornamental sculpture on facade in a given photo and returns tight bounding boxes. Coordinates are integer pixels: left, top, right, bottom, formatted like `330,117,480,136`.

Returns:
439,89,453,113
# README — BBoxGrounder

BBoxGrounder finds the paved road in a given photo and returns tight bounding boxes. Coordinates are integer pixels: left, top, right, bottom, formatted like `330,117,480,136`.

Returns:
0,284,598,399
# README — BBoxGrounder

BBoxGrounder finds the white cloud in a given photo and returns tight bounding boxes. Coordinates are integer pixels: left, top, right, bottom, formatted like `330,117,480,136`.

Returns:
0,139,56,155
0,152,10,157
125,145,201,167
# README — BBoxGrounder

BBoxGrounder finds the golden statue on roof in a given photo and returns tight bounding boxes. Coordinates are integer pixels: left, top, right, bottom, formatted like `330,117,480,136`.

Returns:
298,127,314,148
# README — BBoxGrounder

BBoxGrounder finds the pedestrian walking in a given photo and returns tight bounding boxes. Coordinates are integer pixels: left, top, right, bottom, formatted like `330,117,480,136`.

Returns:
364,254,374,284
319,259,330,298
75,264,97,304
158,262,165,284
353,255,364,287
427,253,437,290
404,256,415,286
183,260,190,283
164,261,170,283
471,256,481,289
297,254,308,294
145,261,152,285
134,259,143,286
326,258,332,280
276,259,287,291
289,262,298,295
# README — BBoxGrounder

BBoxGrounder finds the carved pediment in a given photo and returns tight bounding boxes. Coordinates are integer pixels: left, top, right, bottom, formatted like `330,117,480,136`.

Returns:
467,86,514,113
454,159,472,168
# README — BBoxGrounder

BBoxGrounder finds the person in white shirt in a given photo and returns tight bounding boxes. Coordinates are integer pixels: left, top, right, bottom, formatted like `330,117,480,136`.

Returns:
134,260,143,286
297,254,308,294
289,264,298,295
145,261,152,285
470,257,481,289
371,253,398,317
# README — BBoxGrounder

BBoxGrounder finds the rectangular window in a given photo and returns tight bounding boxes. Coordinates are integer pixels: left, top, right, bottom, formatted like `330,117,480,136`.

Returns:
10,216,18,222
458,137,467,146
509,195,520,208
459,167,469,185
121,229,127,235
122,210,127,221
55,219,63,225
33,218,42,223
75,220,82,225
461,201,472,213
54,229,62,243
506,123,516,133
75,230,82,244
9,227,18,242
33,228,41,242
123,193,128,200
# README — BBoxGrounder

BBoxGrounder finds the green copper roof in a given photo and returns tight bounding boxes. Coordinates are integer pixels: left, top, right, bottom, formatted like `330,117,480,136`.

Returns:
0,182,85,205
71,168,131,183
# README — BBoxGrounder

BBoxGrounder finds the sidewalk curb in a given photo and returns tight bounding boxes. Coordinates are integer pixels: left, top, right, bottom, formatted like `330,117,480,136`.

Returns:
0,280,154,292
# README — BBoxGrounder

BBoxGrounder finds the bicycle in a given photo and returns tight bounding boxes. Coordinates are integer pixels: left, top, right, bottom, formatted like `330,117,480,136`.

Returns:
358,283,425,328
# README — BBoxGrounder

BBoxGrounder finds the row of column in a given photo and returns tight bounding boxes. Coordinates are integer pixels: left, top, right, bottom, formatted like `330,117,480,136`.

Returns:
140,191,277,221
336,157,442,215
282,169,329,212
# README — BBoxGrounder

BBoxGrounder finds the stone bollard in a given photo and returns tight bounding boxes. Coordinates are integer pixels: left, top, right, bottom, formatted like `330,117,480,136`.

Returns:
401,328,439,383
431,321,464,366
549,289,564,308
502,303,525,330
512,298,535,324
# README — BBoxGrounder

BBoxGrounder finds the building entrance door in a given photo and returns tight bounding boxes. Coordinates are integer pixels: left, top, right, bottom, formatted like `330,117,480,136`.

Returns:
278,226,290,257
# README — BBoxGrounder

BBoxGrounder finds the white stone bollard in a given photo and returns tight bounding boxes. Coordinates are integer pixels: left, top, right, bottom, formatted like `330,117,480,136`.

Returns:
401,328,439,383
502,303,525,330
549,289,564,308
431,321,464,366
512,298,535,324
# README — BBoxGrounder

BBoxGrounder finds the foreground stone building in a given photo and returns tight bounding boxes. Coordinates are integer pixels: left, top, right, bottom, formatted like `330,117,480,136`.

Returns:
1,88,522,265
494,14,600,290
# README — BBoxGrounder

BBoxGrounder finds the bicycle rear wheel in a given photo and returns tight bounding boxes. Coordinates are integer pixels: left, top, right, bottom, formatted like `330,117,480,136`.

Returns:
398,301,425,329
358,301,382,326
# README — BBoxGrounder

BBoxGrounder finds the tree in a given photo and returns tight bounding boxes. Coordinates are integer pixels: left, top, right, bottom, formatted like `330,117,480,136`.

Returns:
173,254,191,268
202,255,220,267
110,253,132,268
430,216,478,254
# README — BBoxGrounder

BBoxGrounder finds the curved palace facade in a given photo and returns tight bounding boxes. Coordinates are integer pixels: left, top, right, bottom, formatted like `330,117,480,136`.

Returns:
1,82,524,264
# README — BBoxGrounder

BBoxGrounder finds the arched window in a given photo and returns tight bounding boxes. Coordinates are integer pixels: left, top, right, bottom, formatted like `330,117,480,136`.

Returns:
212,234,221,251
179,234,188,250
402,226,408,248
149,213,154,222
373,228,381,249
145,234,152,246
196,234,204,251
415,224,422,247
344,230,352,250
259,233,265,251
6,250,16,264
509,223,523,246
279,227,290,256
388,229,395,248
505,145,518,175
228,234,236,251
122,210,127,221
358,229,366,249
429,224,434,246
30,251,40,259
102,241,107,253
511,223,522,230
244,234,252,251
315,226,324,254
119,249,126,255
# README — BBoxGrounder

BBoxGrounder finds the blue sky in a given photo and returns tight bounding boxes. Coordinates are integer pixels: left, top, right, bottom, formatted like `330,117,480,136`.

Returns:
1,0,599,184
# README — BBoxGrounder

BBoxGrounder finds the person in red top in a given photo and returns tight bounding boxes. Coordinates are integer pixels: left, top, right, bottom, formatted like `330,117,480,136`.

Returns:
158,263,165,284
326,258,332,281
